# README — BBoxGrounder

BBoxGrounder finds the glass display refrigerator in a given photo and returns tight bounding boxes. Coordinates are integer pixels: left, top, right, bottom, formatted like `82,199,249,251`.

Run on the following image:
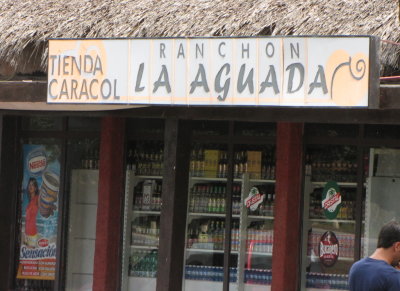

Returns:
300,145,362,290
182,130,276,291
121,121,276,291
121,139,164,291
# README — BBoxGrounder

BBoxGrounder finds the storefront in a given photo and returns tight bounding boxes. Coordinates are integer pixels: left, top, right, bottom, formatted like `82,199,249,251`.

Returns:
4,111,400,291
0,33,396,291
1,1,400,288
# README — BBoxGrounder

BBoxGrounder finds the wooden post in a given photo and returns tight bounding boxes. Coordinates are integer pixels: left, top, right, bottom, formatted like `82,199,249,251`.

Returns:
156,119,191,291
92,116,125,291
271,122,304,291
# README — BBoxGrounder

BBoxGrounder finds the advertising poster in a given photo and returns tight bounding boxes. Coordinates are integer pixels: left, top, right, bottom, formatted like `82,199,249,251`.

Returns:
322,181,342,220
17,145,60,280
319,231,339,267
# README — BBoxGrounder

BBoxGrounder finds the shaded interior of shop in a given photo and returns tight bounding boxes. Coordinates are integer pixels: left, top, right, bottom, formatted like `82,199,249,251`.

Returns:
1,114,400,291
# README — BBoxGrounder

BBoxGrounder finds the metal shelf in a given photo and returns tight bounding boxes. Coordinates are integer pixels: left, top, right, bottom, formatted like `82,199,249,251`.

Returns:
132,210,161,215
309,218,355,224
248,215,274,220
246,251,273,257
186,248,239,255
311,181,357,187
130,245,159,250
307,255,353,262
134,175,163,180
190,177,275,183
188,212,230,218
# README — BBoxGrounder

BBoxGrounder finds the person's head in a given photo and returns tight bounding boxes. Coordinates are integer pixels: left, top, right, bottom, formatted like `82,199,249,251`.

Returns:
377,221,400,265
27,178,39,200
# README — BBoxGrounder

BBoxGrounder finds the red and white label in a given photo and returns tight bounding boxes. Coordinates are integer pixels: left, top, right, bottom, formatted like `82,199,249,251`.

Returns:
245,187,265,211
28,155,47,174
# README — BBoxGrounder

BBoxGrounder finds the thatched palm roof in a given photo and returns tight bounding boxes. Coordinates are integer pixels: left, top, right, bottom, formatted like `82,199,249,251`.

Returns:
0,0,399,76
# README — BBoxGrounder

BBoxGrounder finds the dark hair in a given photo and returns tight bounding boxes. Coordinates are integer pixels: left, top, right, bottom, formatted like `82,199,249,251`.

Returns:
26,177,39,201
377,221,400,248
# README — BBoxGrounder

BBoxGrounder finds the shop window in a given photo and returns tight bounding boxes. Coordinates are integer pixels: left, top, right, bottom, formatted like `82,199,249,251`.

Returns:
15,138,61,291
301,145,360,290
21,116,63,131
121,120,165,291
183,125,276,290
14,117,101,291
364,148,400,257
65,138,99,290
121,120,276,290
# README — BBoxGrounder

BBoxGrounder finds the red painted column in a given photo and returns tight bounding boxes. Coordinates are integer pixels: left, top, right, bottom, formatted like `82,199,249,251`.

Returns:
93,116,125,291
271,122,304,291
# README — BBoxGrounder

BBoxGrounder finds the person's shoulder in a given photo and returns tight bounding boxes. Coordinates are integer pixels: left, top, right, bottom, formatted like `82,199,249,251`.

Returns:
350,257,387,272
349,257,369,274
351,257,369,267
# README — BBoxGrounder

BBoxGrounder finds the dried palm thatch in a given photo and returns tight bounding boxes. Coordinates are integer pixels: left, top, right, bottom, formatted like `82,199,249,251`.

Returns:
0,0,398,75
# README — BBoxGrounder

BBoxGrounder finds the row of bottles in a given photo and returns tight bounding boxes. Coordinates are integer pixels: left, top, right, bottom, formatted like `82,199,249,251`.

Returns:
307,231,355,259
133,180,162,211
81,149,99,169
305,151,357,182
244,269,273,285
309,188,355,220
188,183,275,216
189,147,276,180
131,217,160,246
189,148,228,178
227,222,272,253
189,183,227,213
186,219,274,253
126,142,164,176
185,266,238,282
306,272,349,290
185,265,273,285
187,219,226,250
245,228,274,253
129,250,158,277
189,183,226,213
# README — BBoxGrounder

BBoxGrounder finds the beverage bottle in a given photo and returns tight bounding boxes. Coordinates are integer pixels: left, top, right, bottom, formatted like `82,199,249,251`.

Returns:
199,148,205,177
232,152,236,178
306,154,312,177
208,192,213,213
194,149,200,177
265,194,272,216
222,152,228,178
194,185,200,213
127,149,133,170
185,265,191,280
218,155,223,178
190,150,196,176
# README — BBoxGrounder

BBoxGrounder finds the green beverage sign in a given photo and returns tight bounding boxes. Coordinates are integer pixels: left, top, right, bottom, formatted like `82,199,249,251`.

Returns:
322,181,342,219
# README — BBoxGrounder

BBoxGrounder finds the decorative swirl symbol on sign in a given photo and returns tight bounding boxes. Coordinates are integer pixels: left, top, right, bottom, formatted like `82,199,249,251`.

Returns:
326,50,368,106
330,56,366,100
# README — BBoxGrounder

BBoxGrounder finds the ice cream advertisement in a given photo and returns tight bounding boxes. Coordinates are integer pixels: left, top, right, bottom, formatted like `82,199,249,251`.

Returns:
17,144,60,280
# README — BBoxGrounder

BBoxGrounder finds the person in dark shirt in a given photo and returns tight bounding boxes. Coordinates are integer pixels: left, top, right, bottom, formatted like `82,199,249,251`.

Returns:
349,221,400,291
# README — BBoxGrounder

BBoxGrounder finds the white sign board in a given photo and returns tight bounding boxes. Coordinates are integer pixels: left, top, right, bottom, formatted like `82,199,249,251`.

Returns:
47,37,373,107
